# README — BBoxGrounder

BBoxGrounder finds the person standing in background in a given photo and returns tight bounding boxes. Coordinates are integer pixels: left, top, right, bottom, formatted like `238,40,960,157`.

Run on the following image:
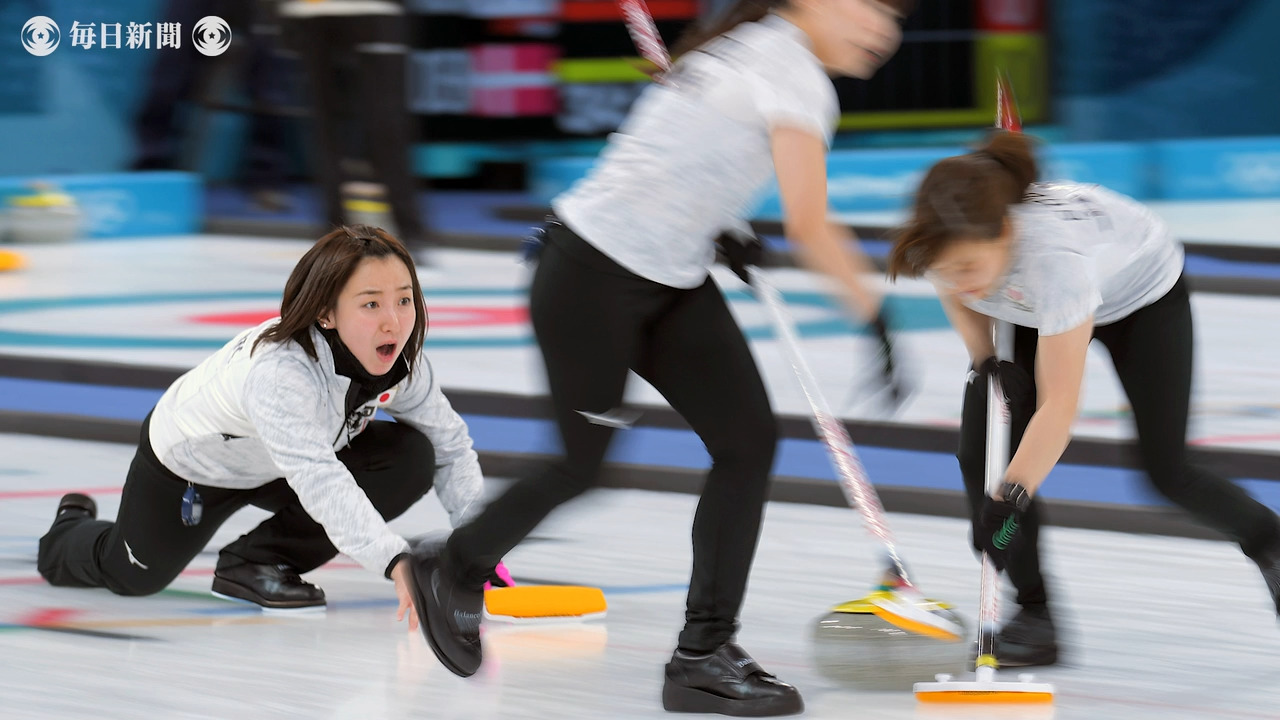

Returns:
279,0,431,255
132,0,294,212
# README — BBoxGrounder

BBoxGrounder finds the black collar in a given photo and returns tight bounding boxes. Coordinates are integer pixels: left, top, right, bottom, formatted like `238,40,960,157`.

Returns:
321,328,409,414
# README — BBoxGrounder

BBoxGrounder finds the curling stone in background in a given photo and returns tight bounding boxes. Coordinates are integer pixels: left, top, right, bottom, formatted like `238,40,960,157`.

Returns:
810,591,969,691
4,183,83,244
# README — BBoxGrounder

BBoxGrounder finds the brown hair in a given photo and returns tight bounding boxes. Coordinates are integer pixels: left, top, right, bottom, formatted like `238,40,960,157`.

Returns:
887,130,1038,279
670,0,917,59
254,225,428,372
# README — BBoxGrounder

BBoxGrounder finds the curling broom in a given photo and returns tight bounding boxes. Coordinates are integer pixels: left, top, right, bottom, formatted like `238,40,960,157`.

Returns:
617,0,963,642
914,72,1055,704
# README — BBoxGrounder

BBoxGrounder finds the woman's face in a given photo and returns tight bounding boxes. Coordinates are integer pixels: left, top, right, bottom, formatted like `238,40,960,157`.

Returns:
320,255,418,376
804,0,904,79
927,235,1013,302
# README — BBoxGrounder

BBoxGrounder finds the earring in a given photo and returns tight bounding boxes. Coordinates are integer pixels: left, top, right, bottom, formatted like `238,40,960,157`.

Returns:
318,321,328,329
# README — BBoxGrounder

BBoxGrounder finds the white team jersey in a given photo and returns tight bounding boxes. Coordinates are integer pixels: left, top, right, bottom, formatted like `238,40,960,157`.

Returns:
962,182,1185,335
148,320,484,574
552,13,838,288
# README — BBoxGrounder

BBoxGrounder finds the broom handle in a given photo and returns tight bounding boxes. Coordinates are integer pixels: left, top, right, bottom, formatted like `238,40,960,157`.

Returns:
619,0,672,73
976,320,1014,681
750,267,911,584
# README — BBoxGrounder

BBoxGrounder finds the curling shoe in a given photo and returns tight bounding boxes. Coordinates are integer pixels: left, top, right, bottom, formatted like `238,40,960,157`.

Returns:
993,603,1059,667
409,538,484,678
662,643,803,716
212,562,326,610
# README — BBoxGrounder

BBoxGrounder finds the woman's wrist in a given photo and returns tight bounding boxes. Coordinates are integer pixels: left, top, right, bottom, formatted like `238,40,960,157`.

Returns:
996,480,1033,510
385,551,410,580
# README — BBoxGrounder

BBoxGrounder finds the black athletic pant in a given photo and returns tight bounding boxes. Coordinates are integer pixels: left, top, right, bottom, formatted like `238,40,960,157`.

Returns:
958,275,1280,607
132,0,290,191
445,222,779,653
38,418,434,596
288,12,427,245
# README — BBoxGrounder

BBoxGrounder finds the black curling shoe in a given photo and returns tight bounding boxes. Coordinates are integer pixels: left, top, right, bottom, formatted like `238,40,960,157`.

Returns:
409,539,484,678
662,643,803,717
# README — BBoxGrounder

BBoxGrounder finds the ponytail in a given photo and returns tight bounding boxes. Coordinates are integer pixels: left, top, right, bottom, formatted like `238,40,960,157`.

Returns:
977,130,1037,202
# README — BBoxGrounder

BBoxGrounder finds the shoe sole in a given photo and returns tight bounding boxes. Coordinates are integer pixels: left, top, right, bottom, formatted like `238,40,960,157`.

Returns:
210,577,326,611
662,681,803,717
408,552,481,678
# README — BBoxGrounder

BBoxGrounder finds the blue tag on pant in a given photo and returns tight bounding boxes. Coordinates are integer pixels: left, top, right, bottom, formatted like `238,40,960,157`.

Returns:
181,484,203,527
520,226,547,265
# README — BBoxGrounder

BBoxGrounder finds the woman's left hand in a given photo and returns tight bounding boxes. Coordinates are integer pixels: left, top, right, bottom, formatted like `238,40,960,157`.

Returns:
974,494,1026,572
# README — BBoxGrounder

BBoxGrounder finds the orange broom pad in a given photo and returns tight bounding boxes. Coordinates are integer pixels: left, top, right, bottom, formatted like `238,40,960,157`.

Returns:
0,249,26,272
484,585,607,621
916,691,1054,704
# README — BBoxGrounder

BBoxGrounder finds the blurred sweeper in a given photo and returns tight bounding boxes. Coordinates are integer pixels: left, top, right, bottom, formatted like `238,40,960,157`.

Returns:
409,1,916,716
890,130,1280,667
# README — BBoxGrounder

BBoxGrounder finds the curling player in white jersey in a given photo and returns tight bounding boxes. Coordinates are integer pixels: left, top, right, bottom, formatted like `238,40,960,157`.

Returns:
38,227,507,622
889,130,1280,667
408,1,917,716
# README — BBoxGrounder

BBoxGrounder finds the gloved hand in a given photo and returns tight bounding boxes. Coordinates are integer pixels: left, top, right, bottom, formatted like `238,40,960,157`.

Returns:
973,356,1033,406
715,221,763,285
869,308,907,408
484,561,515,591
973,485,1030,572
843,304,916,414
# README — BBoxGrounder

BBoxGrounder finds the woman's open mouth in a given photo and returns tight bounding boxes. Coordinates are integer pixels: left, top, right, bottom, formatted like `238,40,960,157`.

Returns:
376,343,397,360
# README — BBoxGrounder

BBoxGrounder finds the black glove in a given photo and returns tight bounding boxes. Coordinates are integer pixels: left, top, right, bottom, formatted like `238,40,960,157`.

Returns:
973,356,1033,406
869,308,906,407
974,484,1030,572
843,305,914,413
715,222,763,285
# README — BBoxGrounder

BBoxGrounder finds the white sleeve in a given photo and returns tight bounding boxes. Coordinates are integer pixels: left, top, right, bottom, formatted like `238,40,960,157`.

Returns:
385,357,484,528
744,54,838,145
242,354,410,575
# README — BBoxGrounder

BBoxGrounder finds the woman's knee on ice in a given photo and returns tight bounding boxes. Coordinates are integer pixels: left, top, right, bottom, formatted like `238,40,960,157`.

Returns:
104,568,182,597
